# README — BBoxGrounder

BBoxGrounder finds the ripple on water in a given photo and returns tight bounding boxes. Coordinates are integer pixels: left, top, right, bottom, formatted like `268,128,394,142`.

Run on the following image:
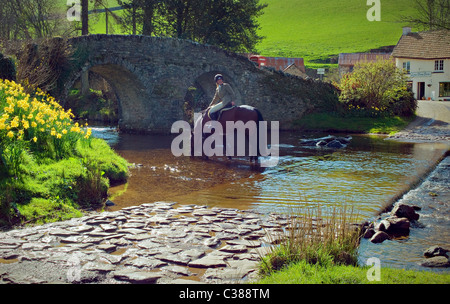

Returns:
94,127,448,268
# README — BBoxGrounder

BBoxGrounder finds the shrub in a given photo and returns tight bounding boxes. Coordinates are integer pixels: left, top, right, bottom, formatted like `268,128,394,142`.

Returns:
337,59,417,117
0,53,16,81
15,38,71,95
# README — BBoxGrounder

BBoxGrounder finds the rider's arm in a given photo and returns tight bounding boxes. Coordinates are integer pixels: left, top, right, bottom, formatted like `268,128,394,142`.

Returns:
225,84,236,103
209,88,220,107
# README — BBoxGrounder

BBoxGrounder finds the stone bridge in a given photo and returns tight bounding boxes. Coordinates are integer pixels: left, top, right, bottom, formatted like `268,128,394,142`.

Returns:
61,35,337,133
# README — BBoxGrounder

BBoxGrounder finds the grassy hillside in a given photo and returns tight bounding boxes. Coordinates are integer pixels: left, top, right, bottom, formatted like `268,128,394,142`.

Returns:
256,0,417,67
63,0,418,68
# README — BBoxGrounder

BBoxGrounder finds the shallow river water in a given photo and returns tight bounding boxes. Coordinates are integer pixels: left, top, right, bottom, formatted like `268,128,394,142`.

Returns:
92,126,449,271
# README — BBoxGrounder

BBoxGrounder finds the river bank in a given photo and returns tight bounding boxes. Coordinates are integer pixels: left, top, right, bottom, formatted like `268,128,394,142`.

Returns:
358,154,450,271
356,100,450,272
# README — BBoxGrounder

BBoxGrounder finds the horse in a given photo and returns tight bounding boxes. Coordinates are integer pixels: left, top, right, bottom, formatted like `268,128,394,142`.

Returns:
190,105,265,165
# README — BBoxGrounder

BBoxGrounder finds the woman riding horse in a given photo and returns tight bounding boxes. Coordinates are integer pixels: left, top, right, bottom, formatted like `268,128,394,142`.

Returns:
208,74,235,120
191,74,264,164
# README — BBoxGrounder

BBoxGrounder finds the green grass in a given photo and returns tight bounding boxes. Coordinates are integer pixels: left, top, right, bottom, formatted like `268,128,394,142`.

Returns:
256,205,450,285
257,260,450,284
16,197,83,226
61,0,418,69
294,112,415,134
75,138,129,185
0,138,129,227
256,0,417,67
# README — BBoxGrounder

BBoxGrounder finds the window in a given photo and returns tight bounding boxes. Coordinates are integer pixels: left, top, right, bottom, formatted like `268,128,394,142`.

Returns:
439,82,450,97
434,60,444,72
403,61,410,73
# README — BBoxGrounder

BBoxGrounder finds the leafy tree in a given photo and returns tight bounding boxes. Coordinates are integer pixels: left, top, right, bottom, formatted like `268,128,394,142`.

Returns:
119,0,267,53
162,0,201,39
118,0,144,35
401,0,450,30
337,59,417,117
195,0,267,52
0,0,73,40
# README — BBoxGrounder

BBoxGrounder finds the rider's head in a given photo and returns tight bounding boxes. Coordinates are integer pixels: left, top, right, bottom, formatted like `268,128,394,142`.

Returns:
214,74,224,84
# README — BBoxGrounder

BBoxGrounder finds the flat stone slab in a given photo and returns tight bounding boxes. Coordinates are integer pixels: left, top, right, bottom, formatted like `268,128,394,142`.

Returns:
113,269,162,284
97,244,117,253
48,229,80,237
188,255,227,268
0,202,288,284
124,257,167,269
219,245,248,253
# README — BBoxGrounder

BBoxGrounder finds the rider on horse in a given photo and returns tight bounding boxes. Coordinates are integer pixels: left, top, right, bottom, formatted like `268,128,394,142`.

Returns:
208,74,236,121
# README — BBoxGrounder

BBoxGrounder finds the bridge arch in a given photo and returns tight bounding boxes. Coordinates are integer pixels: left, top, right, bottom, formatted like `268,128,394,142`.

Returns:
187,70,243,112
63,57,157,132
57,35,337,133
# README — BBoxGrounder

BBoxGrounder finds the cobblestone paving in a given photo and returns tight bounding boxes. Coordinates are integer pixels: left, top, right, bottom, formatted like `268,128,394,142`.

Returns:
0,202,288,284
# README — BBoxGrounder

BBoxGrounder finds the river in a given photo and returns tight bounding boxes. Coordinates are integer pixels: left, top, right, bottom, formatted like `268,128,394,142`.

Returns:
91,126,449,271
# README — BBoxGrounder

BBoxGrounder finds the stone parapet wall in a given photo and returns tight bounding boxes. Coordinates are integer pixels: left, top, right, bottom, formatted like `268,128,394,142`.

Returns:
58,35,338,133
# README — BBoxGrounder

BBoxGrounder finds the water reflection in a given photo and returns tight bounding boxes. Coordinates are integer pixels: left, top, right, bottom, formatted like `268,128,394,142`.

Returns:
93,127,449,271
97,129,446,221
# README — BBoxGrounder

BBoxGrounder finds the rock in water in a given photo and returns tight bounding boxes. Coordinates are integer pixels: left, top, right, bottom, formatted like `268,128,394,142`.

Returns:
423,245,449,258
300,135,351,149
382,217,410,236
105,200,115,207
370,231,391,243
419,256,450,268
326,140,345,149
391,203,420,221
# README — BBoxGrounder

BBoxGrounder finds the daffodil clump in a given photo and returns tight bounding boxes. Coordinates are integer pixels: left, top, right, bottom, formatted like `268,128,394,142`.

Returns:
0,79,129,227
0,79,92,173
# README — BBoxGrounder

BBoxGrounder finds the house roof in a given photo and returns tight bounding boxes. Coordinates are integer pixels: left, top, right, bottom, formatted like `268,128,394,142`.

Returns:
338,53,392,66
391,30,450,59
283,63,308,78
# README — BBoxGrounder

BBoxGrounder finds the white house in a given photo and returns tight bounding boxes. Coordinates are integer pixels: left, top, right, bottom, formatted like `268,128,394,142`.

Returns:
391,28,450,101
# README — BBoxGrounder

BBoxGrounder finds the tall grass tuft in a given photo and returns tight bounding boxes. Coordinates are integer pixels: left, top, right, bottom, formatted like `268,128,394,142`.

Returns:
259,204,362,276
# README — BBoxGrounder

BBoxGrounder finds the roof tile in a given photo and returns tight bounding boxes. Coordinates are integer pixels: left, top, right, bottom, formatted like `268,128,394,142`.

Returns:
391,30,450,59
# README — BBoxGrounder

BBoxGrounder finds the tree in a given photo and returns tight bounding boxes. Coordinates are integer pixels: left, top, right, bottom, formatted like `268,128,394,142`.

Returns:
118,0,144,35
196,0,267,53
81,0,89,35
337,59,417,117
0,0,72,40
401,0,450,30
119,0,166,36
162,0,199,39
118,0,267,53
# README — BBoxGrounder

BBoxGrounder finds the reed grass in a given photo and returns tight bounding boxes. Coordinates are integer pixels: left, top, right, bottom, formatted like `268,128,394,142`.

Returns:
259,204,362,276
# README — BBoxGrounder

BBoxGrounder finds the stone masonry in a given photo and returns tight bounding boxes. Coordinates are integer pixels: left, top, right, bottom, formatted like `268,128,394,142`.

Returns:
0,202,290,284
59,35,338,133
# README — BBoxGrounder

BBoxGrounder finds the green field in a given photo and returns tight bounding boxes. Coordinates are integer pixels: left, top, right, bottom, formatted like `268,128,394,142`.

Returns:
65,0,417,67
256,0,417,66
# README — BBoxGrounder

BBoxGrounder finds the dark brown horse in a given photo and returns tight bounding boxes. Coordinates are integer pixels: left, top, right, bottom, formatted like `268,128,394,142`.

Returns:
190,105,264,164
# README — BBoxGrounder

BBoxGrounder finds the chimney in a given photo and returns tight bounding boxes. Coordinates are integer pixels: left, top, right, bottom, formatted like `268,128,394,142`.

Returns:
402,27,412,35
